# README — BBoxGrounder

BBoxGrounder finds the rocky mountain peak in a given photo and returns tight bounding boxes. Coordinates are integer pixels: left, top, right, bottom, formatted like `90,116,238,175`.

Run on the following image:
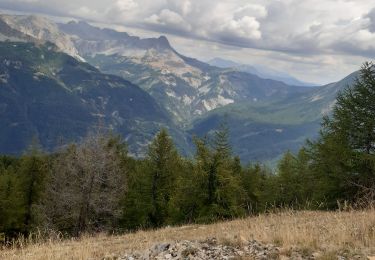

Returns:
0,14,81,60
156,35,171,49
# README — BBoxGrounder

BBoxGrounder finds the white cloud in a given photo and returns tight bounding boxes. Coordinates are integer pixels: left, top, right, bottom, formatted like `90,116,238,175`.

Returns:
218,16,262,40
234,4,268,19
145,9,192,32
166,0,192,16
69,6,99,19
4,0,375,57
1,0,375,83
105,0,139,22
115,0,138,11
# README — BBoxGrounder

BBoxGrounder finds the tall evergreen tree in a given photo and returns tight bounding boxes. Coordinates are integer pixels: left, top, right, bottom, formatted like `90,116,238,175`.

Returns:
307,62,375,206
17,139,48,233
146,128,181,227
192,125,245,222
0,157,25,237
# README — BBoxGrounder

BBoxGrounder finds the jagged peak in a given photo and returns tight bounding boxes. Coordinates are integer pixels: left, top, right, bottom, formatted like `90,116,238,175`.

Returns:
59,20,131,41
60,20,173,51
158,35,170,46
148,35,172,50
0,14,82,60
0,14,57,29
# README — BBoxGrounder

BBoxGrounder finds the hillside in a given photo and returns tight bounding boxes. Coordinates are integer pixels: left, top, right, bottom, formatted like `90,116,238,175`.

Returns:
1,210,374,259
189,71,358,162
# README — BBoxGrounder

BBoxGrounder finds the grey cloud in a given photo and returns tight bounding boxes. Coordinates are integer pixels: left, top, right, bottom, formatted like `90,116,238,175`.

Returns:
367,8,375,33
145,9,192,32
1,0,375,77
0,1,69,17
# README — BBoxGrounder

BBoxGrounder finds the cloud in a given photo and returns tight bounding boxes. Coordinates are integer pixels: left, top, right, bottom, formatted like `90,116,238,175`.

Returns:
105,0,139,22
11,0,40,2
1,0,375,83
140,1,266,48
234,4,268,19
216,16,262,41
69,6,100,19
145,9,192,32
166,0,192,16
366,8,375,33
2,0,375,58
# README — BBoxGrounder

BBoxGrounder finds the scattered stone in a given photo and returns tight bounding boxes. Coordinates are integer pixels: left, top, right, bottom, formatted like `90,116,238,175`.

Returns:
117,238,368,259
119,238,281,259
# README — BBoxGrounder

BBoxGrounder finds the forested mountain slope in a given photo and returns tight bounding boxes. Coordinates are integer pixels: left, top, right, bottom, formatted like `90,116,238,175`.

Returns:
0,41,188,155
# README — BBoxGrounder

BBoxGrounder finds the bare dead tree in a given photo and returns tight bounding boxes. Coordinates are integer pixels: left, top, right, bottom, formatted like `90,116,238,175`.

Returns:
352,181,375,209
40,132,128,236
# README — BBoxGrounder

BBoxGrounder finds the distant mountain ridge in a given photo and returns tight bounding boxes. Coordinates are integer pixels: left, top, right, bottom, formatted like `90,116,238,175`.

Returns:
59,21,172,52
208,57,317,87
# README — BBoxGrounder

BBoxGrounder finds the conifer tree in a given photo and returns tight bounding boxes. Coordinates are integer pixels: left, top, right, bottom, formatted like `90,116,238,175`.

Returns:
17,139,48,233
146,128,180,227
307,62,375,206
0,157,25,237
193,125,245,221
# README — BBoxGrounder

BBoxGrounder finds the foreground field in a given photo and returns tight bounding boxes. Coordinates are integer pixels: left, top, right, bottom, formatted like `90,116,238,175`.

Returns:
1,210,375,259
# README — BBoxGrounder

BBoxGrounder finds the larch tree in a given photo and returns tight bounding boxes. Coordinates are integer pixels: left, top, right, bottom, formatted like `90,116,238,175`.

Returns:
146,128,181,227
308,62,375,206
40,133,128,236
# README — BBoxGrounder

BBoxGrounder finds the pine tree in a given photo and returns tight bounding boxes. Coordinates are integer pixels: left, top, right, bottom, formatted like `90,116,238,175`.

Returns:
213,123,232,160
0,157,25,237
241,163,270,214
193,126,245,222
146,128,180,227
306,62,375,207
275,151,302,207
17,139,48,233
120,159,152,230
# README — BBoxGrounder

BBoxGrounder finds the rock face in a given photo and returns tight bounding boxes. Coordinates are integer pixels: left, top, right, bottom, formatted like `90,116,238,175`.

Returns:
0,14,81,60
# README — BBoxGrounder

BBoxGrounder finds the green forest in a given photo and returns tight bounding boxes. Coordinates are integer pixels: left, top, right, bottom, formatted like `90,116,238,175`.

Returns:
1,62,375,240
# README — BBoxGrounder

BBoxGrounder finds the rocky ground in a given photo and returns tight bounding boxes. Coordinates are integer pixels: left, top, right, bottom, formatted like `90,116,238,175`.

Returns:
110,238,368,260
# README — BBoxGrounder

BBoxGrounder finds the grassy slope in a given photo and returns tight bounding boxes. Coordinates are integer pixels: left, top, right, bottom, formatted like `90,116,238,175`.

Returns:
1,210,374,259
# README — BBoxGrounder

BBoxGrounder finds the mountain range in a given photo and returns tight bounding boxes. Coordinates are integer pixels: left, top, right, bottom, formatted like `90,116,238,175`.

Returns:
0,14,357,163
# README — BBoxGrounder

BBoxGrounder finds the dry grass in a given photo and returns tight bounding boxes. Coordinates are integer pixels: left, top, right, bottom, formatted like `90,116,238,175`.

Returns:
1,210,375,259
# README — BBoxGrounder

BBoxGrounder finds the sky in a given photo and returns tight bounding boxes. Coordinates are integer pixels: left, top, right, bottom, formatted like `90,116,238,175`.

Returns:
1,0,375,84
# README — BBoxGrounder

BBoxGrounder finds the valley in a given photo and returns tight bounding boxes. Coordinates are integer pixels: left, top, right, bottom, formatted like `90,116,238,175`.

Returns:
0,14,356,163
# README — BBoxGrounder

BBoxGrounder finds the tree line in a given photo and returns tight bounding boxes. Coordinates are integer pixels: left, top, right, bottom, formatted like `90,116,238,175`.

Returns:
1,62,375,239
